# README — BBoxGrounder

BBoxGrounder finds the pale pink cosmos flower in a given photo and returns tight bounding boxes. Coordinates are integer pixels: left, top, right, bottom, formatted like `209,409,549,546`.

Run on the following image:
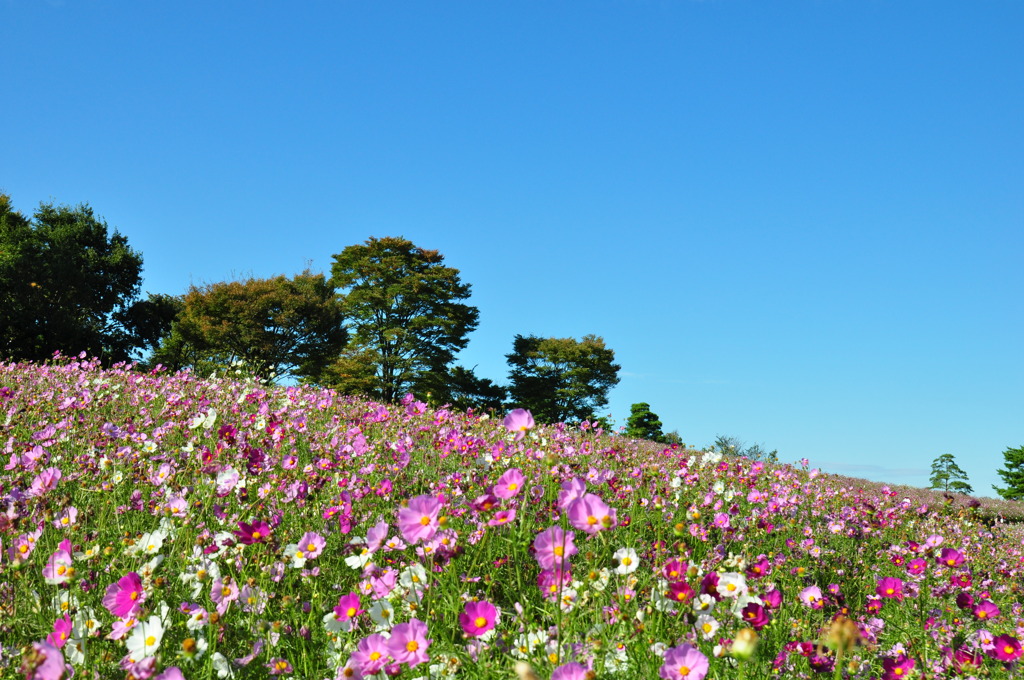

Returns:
397,495,442,544
210,577,240,616
503,409,535,441
23,641,68,680
532,526,578,570
566,493,617,535
493,468,526,499
551,662,591,680
28,467,62,497
659,643,709,680
42,548,74,585
557,478,587,510
52,507,78,530
387,618,431,668
351,633,391,675
297,532,326,559
799,586,824,609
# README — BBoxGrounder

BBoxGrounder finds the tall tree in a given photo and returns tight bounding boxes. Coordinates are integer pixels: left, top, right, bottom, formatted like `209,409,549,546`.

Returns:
928,453,974,494
506,334,620,424
153,271,346,382
415,365,507,413
0,197,146,363
329,236,479,402
993,445,1024,500
625,402,666,442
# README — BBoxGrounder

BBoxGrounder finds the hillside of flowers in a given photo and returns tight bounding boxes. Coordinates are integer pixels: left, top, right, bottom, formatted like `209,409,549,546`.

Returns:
2,356,1023,680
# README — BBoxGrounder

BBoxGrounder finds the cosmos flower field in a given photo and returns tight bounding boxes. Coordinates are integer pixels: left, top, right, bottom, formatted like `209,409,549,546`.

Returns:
2,357,1023,679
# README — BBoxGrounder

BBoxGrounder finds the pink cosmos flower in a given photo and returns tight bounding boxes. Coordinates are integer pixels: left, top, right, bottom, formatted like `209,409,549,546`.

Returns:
659,643,709,680
503,409,534,441
46,615,73,649
988,635,1022,662
23,641,67,680
28,467,62,497
386,618,431,668
103,572,146,618
365,521,389,553
210,577,240,616
799,586,824,609
351,633,391,675
154,669,186,680
235,520,272,545
938,548,965,568
296,531,326,559
557,477,587,510
267,658,293,675
876,577,905,601
881,654,915,680
397,495,442,544
493,468,526,499
532,526,578,570
335,593,365,623
488,509,516,527
566,493,617,534
973,600,1000,621
43,548,74,585
52,507,78,530
906,558,928,576
458,600,498,638
551,662,591,680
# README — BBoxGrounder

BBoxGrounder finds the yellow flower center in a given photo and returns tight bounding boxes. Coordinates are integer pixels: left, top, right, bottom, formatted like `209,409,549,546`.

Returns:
145,635,156,646
369,651,382,661
296,550,305,559
252,531,261,539
474,616,487,628
346,607,357,617
587,516,598,525
679,666,690,676
307,543,316,551
222,587,232,597
508,483,518,491
406,640,419,652
130,592,139,601
420,516,431,526
553,546,564,556
57,565,67,575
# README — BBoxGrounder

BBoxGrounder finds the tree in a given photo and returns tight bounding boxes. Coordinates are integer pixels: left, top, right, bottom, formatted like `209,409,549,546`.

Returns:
329,236,479,402
993,445,1024,500
153,271,346,382
506,334,621,424
415,365,507,413
929,453,974,495
714,435,778,463
0,197,149,363
625,402,666,442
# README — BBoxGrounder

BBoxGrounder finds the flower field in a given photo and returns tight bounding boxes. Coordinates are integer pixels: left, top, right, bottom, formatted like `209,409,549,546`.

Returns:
1,357,1023,679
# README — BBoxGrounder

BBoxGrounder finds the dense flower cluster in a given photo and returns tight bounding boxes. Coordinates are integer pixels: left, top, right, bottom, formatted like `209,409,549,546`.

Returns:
1,356,1022,679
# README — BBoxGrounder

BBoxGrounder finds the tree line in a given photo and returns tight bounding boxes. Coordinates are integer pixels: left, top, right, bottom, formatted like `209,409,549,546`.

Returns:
0,197,620,423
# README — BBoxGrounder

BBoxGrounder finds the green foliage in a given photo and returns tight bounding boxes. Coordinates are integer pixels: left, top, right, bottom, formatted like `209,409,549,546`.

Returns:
929,453,974,495
329,236,479,402
0,196,149,363
506,333,621,424
415,365,507,413
624,402,666,442
153,271,346,382
993,445,1024,500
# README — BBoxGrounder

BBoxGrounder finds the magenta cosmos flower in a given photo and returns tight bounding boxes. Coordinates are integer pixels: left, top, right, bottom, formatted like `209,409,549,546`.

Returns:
459,600,498,638
503,409,535,441
567,493,617,535
334,593,365,623
387,619,431,668
876,577,905,601
102,572,146,618
988,635,1023,662
532,526,578,570
659,643,709,680
493,468,526,499
235,520,272,545
397,495,442,544
881,654,915,680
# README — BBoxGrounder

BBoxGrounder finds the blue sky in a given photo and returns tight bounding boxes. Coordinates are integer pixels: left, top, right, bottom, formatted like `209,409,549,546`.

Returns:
3,0,1021,496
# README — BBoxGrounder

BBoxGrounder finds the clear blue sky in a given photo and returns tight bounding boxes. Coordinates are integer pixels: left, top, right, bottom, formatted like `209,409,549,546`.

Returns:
3,1,1021,496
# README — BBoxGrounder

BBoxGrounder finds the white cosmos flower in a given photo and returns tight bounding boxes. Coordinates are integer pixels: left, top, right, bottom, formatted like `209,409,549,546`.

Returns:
695,614,720,640
716,572,748,599
612,547,639,575
368,599,395,630
125,615,164,662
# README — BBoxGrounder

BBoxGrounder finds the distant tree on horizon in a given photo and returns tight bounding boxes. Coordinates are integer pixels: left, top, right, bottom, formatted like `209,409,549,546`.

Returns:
993,445,1024,500
328,236,479,402
929,453,973,494
624,402,666,442
506,334,620,424
714,434,778,463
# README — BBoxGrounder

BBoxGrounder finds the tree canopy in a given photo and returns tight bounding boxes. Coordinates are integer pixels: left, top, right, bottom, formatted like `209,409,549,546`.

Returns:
624,402,666,442
329,236,479,402
0,197,157,363
928,453,973,495
993,445,1024,500
506,333,620,424
153,271,346,382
